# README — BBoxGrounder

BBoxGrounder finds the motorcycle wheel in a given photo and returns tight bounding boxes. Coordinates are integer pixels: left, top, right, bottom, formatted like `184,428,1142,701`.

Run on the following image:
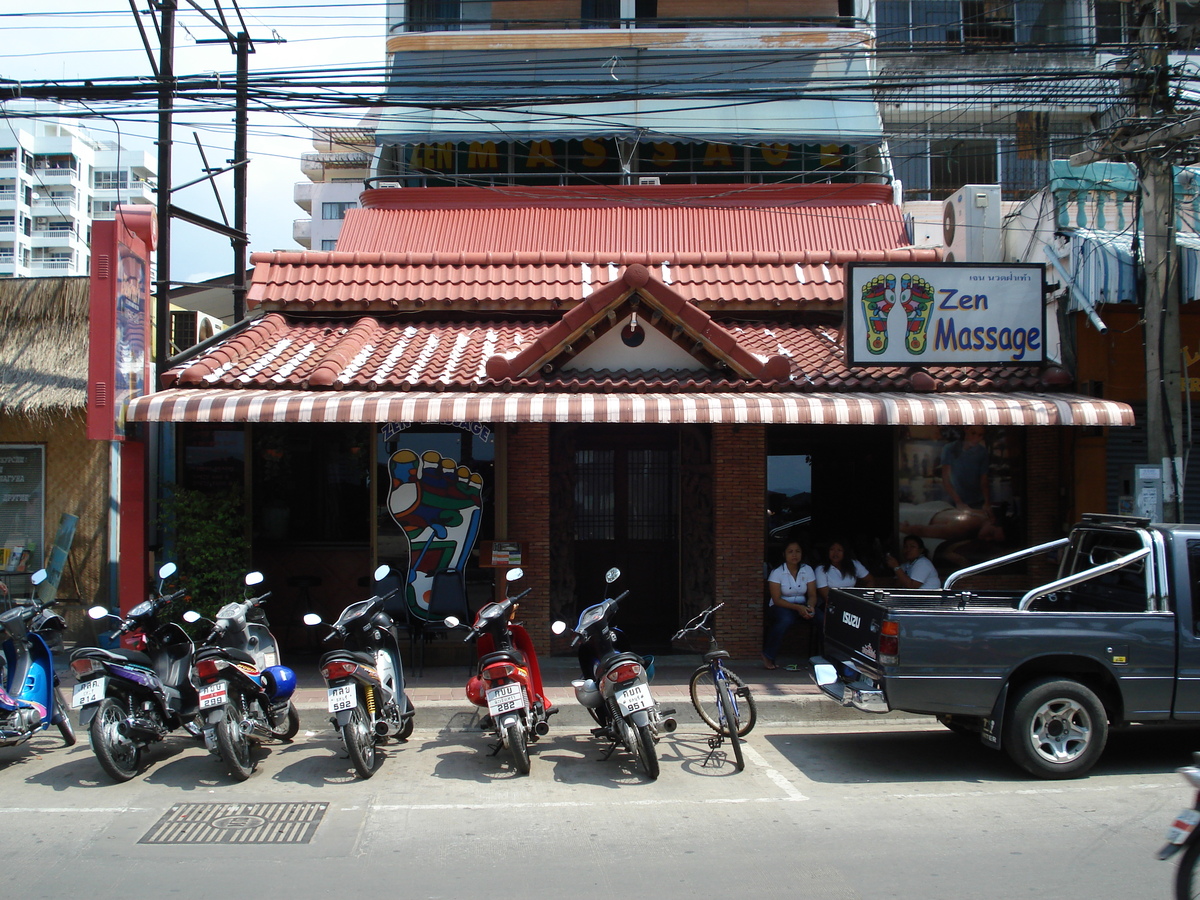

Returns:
506,722,531,775
271,702,301,742
1177,838,1200,900
397,693,414,741
52,685,77,747
90,698,140,783
634,722,660,780
342,704,377,779
216,706,257,781
716,681,744,772
689,668,757,737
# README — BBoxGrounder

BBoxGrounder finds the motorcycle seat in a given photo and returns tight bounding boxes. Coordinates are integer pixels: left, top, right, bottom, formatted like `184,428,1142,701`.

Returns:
597,650,644,673
194,645,256,666
71,645,154,669
479,649,526,669
319,649,376,668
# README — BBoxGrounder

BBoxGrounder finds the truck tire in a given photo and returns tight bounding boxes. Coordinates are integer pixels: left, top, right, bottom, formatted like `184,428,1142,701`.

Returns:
1003,678,1108,779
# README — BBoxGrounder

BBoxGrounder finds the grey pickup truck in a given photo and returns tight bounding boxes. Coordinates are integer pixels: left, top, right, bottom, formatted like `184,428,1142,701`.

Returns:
811,513,1200,778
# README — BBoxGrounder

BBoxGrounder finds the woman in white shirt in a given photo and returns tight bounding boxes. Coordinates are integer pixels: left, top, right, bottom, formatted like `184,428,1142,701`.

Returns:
885,534,942,589
816,541,875,605
763,540,817,669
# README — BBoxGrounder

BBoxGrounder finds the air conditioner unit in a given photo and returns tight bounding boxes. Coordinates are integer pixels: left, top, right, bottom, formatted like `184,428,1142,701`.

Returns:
171,310,225,353
942,184,1002,263
638,176,661,186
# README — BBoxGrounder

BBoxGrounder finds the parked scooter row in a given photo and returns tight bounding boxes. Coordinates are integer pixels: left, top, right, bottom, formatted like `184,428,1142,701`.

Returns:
26,562,681,783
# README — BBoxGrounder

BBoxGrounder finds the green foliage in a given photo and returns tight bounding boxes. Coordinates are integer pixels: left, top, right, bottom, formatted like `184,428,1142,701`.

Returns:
159,486,251,622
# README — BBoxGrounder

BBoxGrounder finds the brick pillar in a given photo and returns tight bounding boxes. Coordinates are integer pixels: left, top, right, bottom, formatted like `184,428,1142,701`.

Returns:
711,425,766,658
505,423,553,654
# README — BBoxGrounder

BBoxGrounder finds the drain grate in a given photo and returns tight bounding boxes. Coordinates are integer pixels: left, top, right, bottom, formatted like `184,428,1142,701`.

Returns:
139,802,327,845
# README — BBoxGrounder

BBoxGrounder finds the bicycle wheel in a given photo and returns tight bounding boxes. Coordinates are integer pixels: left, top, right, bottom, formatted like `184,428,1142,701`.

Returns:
690,667,757,736
717,681,744,771
1177,838,1200,900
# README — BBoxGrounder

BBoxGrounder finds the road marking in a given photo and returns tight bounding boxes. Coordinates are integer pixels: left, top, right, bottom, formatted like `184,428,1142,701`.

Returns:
370,796,802,811
0,807,149,814
744,743,809,801
890,783,1170,800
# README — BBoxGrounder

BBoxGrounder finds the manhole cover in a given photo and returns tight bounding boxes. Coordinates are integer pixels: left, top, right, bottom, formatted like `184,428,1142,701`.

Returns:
139,802,327,845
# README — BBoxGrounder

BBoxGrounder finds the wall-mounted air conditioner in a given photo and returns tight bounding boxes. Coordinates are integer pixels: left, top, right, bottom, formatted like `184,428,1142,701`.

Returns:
942,184,1002,263
171,310,225,353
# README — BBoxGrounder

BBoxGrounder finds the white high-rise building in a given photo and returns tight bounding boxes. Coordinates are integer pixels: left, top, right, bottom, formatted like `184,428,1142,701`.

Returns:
0,103,156,278
292,119,375,251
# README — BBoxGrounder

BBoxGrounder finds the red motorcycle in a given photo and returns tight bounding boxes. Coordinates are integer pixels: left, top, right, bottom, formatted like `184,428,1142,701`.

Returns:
446,567,556,775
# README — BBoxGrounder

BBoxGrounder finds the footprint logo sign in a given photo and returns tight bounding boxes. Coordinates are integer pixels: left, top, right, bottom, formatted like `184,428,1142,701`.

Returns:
387,449,484,618
859,273,934,356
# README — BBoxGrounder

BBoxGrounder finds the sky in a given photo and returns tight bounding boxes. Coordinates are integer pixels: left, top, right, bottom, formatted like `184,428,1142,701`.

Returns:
1,1,388,282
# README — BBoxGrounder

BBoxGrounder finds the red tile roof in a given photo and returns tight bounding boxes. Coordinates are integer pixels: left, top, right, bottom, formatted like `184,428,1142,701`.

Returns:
337,184,909,257
163,312,1052,395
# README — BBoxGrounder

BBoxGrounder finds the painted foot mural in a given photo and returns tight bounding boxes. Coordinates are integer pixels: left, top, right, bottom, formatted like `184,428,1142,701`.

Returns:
860,273,897,355
900,274,934,354
387,449,484,619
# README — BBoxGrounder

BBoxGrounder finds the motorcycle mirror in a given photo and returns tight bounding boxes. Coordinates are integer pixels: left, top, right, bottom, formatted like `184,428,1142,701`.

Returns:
506,567,524,583
303,613,322,626
158,561,177,580
30,568,47,586
182,610,202,624
605,567,621,584
551,620,567,635
244,571,265,587
373,564,391,582
87,605,109,620
443,616,460,628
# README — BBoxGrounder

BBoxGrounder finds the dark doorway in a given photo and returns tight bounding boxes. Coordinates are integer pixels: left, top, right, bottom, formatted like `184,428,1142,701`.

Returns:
571,426,679,652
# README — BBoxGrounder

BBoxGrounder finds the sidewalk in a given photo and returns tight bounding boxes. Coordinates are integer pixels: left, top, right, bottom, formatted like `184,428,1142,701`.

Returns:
287,653,934,731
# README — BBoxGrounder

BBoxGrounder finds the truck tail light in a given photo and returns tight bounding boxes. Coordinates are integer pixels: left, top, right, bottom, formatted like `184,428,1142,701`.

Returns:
879,620,900,665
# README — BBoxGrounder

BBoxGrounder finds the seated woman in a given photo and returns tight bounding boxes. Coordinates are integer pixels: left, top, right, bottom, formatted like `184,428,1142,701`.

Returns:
815,540,875,612
762,540,817,670
885,535,942,589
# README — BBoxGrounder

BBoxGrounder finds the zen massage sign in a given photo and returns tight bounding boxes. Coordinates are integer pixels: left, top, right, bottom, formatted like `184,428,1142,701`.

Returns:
846,264,1046,366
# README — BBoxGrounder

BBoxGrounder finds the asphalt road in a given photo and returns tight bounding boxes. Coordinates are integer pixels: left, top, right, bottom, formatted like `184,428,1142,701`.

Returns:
0,711,1193,900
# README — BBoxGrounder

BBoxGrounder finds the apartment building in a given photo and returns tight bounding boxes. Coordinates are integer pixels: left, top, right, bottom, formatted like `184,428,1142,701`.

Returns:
0,103,155,278
292,121,375,250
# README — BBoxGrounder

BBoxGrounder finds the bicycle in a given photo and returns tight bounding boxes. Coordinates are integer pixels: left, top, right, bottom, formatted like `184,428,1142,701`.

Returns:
671,603,757,771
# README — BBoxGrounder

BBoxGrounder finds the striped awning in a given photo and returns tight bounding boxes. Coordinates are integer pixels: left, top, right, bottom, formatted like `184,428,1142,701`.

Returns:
127,389,1134,427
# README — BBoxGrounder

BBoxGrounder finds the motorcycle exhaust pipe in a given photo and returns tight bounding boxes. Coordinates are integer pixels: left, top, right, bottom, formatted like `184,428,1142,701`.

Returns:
374,719,393,738
660,715,678,733
118,717,161,742
533,720,550,737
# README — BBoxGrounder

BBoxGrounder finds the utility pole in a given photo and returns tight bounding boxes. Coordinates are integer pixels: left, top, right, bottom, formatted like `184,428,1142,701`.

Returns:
1072,0,1189,521
155,0,176,372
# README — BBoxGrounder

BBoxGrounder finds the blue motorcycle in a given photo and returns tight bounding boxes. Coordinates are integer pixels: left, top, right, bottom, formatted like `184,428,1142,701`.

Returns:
0,568,76,749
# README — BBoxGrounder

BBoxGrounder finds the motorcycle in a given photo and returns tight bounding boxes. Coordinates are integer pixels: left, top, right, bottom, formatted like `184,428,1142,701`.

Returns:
303,564,415,779
554,567,675,780
184,571,299,781
446,567,556,775
0,568,75,749
71,562,197,782
1158,751,1200,898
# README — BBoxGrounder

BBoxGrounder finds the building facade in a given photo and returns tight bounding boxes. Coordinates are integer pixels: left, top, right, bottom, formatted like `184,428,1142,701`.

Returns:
1,103,155,278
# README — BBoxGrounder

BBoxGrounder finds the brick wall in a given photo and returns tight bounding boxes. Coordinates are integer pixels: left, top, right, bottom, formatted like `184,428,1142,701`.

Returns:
711,426,766,658
505,423,554,650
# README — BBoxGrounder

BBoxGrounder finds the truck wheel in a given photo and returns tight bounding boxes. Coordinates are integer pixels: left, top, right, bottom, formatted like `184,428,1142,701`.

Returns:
1004,678,1108,779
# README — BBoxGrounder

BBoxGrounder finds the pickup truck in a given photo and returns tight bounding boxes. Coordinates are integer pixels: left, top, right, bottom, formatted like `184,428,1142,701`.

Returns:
811,513,1200,779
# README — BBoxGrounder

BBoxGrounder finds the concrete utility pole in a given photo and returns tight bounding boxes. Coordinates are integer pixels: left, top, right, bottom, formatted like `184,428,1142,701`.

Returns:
1071,0,1190,521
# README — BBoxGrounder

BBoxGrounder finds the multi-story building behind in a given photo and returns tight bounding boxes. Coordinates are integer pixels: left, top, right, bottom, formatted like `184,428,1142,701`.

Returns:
0,102,155,278
292,121,375,250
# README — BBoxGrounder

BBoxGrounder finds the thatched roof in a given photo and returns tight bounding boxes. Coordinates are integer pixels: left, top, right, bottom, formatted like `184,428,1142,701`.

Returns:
0,277,90,418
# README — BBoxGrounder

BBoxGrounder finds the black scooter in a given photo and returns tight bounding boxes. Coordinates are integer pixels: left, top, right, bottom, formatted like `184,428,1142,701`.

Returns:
556,567,675,780
71,562,197,782
304,565,415,779
185,571,299,781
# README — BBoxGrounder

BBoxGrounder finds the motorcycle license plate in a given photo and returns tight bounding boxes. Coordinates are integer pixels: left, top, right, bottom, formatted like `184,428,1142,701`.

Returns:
615,683,653,715
1166,809,1200,844
327,684,357,713
198,681,228,710
486,682,525,717
71,678,105,709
